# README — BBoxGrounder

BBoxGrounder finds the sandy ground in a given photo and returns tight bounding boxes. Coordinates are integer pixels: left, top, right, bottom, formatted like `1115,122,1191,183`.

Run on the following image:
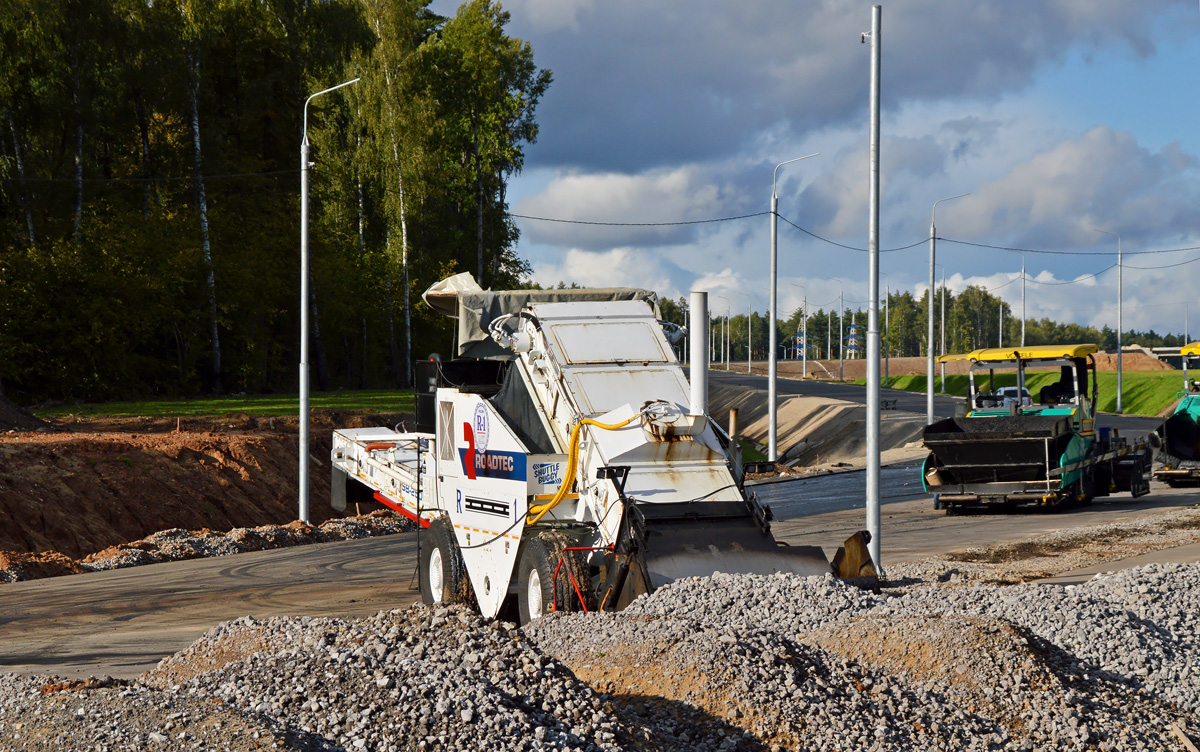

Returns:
707,381,928,470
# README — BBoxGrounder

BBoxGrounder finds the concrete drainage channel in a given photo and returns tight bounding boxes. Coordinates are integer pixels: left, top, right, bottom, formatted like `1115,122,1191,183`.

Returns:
3,563,1198,750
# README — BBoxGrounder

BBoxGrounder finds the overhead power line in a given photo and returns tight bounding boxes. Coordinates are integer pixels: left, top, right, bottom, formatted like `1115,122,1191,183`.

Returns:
509,211,770,227
937,236,1200,258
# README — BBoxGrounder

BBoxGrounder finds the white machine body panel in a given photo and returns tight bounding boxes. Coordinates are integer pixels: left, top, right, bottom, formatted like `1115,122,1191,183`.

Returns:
435,389,529,617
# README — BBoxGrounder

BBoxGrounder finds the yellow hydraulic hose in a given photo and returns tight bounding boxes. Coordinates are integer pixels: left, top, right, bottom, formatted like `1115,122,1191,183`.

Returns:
527,414,638,525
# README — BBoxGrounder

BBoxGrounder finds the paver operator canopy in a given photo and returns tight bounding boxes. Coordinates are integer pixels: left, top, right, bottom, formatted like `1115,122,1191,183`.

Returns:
332,274,856,624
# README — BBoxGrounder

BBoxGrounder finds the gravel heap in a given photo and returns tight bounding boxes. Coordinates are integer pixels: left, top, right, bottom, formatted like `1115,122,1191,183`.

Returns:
534,567,1196,751
147,606,626,752
0,510,414,582
0,674,336,750
3,565,1198,751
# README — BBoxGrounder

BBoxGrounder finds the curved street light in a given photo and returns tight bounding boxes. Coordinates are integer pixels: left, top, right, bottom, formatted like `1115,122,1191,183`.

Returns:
768,152,819,461
928,192,970,425
299,77,359,524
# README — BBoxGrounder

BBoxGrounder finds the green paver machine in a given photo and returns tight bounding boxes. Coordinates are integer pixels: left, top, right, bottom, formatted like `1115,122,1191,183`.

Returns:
921,344,1152,513
1153,341,1200,486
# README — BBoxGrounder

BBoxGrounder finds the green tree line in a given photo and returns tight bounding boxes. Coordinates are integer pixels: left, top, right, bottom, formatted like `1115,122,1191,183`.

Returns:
664,285,1188,364
0,0,549,402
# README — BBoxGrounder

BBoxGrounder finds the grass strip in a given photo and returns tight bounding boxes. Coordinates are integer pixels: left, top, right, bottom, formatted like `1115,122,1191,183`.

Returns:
34,390,416,419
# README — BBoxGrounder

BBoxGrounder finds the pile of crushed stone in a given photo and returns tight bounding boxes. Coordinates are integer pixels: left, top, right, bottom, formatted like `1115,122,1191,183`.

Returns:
4,563,1198,750
0,510,414,583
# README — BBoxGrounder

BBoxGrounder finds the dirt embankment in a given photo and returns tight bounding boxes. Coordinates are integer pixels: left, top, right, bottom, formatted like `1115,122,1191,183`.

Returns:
0,411,410,559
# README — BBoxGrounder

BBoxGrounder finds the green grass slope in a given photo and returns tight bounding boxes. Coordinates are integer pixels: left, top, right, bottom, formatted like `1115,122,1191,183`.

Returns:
859,370,1185,417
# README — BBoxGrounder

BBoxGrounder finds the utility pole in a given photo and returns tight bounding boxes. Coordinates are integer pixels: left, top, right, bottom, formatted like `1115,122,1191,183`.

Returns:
940,268,947,393
931,194,969,424
884,281,890,388
839,290,844,381
768,153,818,461
863,5,882,572
998,302,1003,347
1186,301,1190,390
747,302,752,374
1095,228,1123,413
802,295,808,377
1021,255,1026,347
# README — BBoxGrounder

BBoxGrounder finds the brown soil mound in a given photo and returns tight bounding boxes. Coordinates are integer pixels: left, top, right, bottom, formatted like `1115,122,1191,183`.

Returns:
0,550,87,580
0,412,409,559
0,395,51,431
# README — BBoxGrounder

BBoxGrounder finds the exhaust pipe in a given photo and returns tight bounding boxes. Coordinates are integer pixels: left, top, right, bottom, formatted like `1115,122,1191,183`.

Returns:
690,290,708,416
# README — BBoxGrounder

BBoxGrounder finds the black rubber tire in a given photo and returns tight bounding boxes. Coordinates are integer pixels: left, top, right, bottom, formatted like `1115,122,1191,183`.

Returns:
1078,477,1095,507
420,517,469,607
516,537,557,624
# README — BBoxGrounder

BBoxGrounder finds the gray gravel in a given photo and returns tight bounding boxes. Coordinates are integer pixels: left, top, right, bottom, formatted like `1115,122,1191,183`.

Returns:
2,564,1197,751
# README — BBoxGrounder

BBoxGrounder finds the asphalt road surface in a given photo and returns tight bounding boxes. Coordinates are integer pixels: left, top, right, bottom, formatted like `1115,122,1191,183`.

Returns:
709,370,1164,437
0,536,422,679
4,472,1194,679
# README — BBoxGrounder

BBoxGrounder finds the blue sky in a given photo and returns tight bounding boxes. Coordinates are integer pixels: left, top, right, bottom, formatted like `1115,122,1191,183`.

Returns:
435,0,1200,335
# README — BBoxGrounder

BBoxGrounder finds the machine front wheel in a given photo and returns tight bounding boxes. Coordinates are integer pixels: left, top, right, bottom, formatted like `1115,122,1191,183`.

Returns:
420,517,469,606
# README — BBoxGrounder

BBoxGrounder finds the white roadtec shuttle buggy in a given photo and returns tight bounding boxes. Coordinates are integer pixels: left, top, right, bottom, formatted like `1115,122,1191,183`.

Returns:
331,274,842,623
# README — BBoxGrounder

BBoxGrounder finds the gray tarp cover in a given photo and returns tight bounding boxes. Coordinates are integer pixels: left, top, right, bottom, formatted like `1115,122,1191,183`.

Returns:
424,275,659,360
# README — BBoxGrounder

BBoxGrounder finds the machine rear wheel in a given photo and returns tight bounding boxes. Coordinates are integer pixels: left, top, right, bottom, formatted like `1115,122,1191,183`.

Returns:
420,517,469,606
516,535,592,624
516,537,556,624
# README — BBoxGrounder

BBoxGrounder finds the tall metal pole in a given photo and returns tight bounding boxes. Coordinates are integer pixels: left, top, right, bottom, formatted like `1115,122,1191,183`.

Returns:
299,76,359,525
769,155,818,460
864,5,882,572
928,192,969,423
940,267,947,393
747,301,752,374
1095,228,1123,413
998,301,1003,347
1021,255,1026,346
802,295,808,377
839,290,844,381
300,136,310,524
1118,237,1123,414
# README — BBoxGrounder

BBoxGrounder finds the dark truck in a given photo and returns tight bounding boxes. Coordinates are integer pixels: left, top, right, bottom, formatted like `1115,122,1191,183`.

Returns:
922,344,1151,513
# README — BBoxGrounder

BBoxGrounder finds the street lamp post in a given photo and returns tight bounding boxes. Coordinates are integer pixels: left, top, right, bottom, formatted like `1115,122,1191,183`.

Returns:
768,154,819,461
299,77,359,525
1094,228,1123,414
928,193,970,424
